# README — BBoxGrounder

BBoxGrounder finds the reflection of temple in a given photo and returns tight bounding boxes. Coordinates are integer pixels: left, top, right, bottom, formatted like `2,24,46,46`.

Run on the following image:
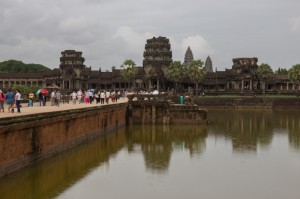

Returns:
127,124,207,172
0,36,296,94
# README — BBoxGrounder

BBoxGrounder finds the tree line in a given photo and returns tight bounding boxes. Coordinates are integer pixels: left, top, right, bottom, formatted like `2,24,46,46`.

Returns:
0,60,51,73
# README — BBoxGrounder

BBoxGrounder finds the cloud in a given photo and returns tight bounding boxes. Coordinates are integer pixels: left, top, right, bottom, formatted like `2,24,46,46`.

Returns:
113,26,152,59
289,16,300,32
169,35,214,63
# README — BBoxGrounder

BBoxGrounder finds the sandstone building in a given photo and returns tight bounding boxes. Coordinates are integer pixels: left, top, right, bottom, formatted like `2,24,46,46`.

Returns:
0,37,295,95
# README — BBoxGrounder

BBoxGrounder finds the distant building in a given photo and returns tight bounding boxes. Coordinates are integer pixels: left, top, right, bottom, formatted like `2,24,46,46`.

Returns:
204,56,213,72
0,37,296,95
183,46,193,65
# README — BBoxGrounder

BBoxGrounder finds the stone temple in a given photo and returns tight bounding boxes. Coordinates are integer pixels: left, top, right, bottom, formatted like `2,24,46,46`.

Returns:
0,36,295,95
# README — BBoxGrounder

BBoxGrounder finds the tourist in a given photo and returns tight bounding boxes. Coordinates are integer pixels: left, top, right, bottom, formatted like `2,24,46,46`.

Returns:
55,90,62,107
0,90,5,112
115,90,119,102
50,90,56,106
28,91,34,106
95,90,100,104
111,91,115,102
70,91,77,104
88,90,93,104
100,90,105,104
38,92,44,106
105,90,111,104
84,91,89,104
15,89,21,113
77,89,83,104
6,89,15,113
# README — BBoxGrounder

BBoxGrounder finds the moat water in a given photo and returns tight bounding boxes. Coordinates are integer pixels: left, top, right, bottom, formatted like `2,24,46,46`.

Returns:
0,110,300,199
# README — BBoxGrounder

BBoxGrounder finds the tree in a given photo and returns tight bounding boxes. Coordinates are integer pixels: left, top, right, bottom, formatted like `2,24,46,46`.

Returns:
275,67,288,75
256,63,273,95
120,59,138,90
288,64,300,94
0,59,51,72
166,61,185,92
186,60,206,96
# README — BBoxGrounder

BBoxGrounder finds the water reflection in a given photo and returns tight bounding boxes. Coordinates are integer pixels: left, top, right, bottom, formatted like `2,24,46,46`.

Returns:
0,110,300,199
208,110,300,151
126,124,208,172
0,128,127,199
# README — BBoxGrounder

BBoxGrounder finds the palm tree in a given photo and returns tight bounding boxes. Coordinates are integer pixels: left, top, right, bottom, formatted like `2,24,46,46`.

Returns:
256,63,273,95
166,61,185,92
288,64,300,95
186,60,206,96
120,59,138,90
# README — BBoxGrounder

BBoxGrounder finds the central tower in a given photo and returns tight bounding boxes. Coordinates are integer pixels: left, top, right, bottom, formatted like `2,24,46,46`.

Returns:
143,36,172,90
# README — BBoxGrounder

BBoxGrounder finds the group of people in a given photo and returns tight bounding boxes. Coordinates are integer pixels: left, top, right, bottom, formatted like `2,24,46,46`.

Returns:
0,89,22,113
0,88,128,114
69,89,125,105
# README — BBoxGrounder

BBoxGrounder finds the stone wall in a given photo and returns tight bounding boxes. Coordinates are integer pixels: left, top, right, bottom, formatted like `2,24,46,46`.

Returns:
0,103,127,178
192,97,300,109
129,101,207,124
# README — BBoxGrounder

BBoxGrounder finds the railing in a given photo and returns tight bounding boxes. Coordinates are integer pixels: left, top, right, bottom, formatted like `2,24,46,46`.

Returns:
127,93,171,102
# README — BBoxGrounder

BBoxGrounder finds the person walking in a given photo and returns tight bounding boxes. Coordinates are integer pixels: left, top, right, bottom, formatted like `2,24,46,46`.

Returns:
38,92,44,106
70,91,77,104
15,89,21,113
28,91,34,106
85,91,89,104
88,90,93,104
50,90,56,106
6,89,15,113
0,90,5,112
100,90,105,104
77,89,83,104
105,90,111,104
55,90,62,107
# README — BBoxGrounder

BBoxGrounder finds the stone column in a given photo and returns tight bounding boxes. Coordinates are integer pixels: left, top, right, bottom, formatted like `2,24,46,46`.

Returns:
250,80,253,90
287,83,289,91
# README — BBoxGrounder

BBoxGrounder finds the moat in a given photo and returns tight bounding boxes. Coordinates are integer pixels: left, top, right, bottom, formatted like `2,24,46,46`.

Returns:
0,109,300,199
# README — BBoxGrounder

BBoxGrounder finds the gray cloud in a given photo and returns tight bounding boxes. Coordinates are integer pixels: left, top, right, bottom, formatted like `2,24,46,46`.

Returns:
0,0,299,71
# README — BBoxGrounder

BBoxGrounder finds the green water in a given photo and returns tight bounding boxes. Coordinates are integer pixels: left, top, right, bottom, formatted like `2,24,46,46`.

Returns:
0,110,300,199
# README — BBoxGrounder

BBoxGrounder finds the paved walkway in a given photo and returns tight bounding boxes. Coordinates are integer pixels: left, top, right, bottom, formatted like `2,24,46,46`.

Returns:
0,98,128,118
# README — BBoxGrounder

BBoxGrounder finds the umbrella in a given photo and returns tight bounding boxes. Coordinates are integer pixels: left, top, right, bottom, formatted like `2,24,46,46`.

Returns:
36,88,49,95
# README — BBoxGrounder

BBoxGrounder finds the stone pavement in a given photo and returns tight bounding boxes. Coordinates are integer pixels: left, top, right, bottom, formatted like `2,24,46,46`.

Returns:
0,98,128,118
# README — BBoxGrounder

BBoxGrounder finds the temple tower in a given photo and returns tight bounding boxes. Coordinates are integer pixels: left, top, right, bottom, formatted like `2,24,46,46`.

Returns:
59,50,86,90
143,36,172,90
231,57,259,91
183,46,194,65
204,56,213,72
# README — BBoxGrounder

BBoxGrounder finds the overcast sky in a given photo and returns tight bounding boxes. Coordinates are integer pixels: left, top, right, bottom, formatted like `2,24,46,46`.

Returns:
0,0,299,71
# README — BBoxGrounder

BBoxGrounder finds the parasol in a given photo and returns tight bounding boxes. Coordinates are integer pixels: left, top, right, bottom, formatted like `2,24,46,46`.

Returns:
36,88,49,95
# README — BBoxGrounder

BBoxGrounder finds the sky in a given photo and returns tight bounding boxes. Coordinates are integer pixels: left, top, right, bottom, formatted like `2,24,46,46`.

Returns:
0,0,299,71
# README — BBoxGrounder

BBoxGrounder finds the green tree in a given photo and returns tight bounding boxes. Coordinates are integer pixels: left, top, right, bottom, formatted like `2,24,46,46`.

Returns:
120,59,138,90
0,60,50,73
275,67,288,75
166,61,185,92
257,63,273,95
186,60,206,96
288,64,300,94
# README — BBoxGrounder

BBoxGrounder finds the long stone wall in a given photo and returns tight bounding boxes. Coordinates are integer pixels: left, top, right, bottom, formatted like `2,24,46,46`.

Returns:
192,97,300,109
0,103,127,178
